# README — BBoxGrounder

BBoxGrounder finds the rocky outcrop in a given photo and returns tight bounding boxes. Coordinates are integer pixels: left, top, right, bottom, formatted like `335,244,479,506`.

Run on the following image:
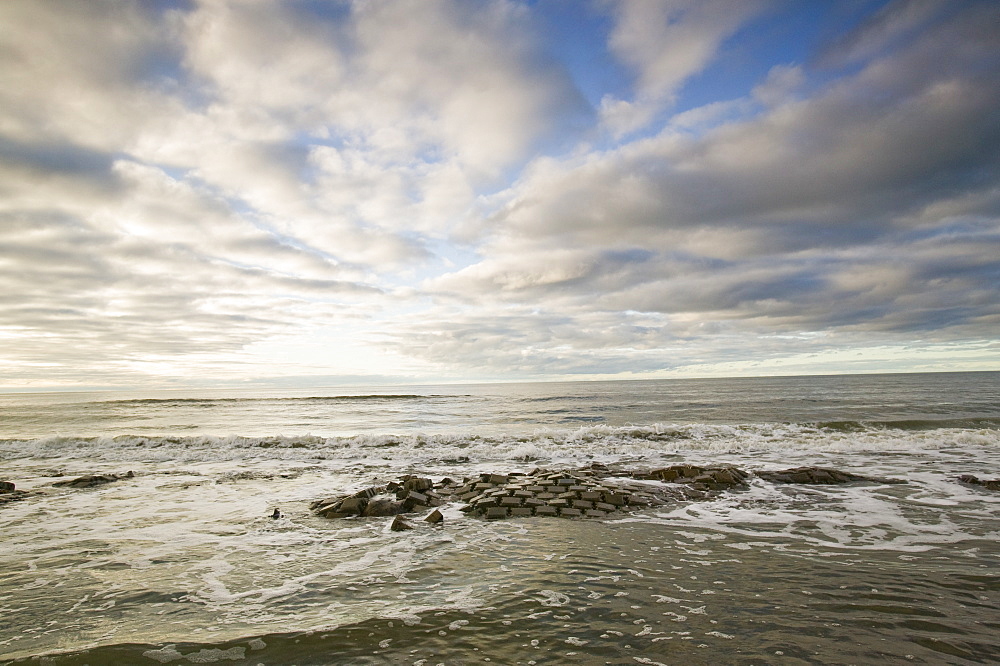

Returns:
634,464,751,491
52,471,135,488
0,480,30,505
756,466,905,485
311,463,909,523
957,474,1000,491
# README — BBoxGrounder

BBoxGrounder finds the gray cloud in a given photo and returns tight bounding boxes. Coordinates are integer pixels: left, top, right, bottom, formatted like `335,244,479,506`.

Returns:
0,0,996,386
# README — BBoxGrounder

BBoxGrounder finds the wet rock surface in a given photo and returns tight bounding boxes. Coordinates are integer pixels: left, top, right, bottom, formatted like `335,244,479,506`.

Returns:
957,474,1000,491
756,466,906,485
0,480,30,505
312,464,908,522
52,471,135,488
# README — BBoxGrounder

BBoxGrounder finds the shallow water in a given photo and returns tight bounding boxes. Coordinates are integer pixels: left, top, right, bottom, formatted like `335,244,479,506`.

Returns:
1,373,999,664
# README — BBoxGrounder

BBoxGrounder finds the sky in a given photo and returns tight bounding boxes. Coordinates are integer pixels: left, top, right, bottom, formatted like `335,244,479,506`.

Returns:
1,0,999,390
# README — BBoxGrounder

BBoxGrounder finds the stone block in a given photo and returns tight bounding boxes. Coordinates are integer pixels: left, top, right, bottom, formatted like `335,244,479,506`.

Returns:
602,493,625,506
513,490,534,498
560,508,582,518
595,502,616,512
557,478,575,486
580,491,602,501
510,507,533,517
338,497,367,514
548,498,570,508
485,507,508,519
572,500,594,510
390,516,412,531
537,493,556,500
585,509,607,518
569,485,589,492
489,474,509,484
546,486,563,493
524,498,545,508
424,509,444,524
534,505,558,517
500,496,522,507
526,486,547,493
363,498,405,517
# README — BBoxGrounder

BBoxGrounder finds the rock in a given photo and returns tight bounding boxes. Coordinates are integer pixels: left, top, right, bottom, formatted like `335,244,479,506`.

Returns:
338,497,369,514
52,471,135,488
0,482,29,506
757,466,905,485
363,498,406,517
958,475,1000,491
270,508,281,519
424,509,444,524
390,516,412,531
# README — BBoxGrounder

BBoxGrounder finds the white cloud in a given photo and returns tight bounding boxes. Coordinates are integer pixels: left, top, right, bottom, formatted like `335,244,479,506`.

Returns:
599,0,768,135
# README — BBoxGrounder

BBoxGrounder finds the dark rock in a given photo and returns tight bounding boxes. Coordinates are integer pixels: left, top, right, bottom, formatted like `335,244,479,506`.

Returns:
958,475,1000,491
390,516,412,531
363,498,406,517
52,471,135,488
271,508,281,519
757,466,905,485
0,481,15,492
424,509,444,524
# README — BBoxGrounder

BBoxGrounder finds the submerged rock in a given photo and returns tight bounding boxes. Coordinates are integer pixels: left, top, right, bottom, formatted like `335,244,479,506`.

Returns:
390,515,412,531
52,471,135,488
756,466,905,485
957,474,1000,491
0,481,30,506
311,463,909,523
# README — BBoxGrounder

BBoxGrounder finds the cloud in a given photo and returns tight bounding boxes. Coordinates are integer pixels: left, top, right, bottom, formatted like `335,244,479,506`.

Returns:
0,0,996,386
399,2,1000,375
599,0,768,135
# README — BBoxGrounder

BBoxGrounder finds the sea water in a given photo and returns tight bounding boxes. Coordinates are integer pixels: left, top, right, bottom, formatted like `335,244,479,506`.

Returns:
1,372,998,664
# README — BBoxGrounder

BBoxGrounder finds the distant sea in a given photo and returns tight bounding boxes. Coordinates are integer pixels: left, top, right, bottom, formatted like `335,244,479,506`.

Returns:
1,372,999,664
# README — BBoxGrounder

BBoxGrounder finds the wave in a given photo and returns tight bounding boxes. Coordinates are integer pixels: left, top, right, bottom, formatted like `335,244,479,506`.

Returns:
94,394,463,407
2,420,998,467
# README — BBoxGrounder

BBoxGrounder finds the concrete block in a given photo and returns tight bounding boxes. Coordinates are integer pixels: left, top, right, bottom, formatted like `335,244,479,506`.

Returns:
548,498,570,508
580,491,603,501
602,492,626,506
338,497,367,513
500,496,522,507
534,505,558,516
595,502,616,512
585,509,607,518
485,507,508,519
510,507,533,517
390,516,412,531
572,500,594,510
560,508,583,518
424,509,444,524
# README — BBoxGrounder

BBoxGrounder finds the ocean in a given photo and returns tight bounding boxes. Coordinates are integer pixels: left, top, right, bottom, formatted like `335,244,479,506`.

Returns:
1,372,998,665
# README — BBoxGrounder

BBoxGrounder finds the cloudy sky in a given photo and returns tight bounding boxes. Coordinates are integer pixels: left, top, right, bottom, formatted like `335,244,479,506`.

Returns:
1,0,998,389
